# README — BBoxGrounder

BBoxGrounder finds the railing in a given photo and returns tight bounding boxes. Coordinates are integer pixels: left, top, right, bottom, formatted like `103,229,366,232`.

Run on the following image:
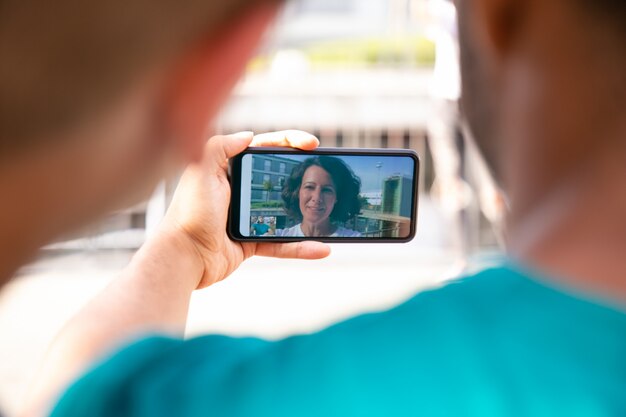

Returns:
360,226,401,238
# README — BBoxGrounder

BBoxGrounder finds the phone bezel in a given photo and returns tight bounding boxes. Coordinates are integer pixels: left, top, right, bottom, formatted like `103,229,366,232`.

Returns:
228,147,420,243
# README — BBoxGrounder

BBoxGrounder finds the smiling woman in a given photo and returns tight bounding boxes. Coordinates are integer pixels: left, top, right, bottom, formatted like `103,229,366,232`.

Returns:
278,156,362,237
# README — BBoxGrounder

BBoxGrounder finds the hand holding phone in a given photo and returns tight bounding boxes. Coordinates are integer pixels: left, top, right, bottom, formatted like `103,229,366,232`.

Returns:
161,132,330,289
228,148,420,242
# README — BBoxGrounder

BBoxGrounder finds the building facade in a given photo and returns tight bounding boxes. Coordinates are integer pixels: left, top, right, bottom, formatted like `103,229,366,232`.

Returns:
382,175,413,218
250,155,301,203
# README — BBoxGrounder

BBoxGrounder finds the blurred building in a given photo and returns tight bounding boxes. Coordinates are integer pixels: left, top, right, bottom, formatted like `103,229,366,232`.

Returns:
276,0,420,47
50,0,477,250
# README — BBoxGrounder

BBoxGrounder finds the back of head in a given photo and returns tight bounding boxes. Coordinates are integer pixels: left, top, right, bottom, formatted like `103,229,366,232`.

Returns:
458,0,626,186
457,0,626,293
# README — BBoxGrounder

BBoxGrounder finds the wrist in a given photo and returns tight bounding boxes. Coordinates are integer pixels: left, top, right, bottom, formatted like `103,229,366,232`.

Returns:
133,226,206,291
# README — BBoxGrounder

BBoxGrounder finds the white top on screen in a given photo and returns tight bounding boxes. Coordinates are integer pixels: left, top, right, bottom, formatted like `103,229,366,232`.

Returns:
275,224,361,237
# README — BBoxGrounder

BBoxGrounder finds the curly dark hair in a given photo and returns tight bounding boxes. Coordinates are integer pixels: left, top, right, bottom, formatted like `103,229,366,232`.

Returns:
281,156,362,223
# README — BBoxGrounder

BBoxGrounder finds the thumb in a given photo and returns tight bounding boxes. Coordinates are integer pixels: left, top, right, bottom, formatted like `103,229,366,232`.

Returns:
205,131,254,166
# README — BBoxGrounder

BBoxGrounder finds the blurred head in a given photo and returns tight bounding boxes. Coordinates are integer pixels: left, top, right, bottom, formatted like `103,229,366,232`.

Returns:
282,157,361,225
456,0,626,203
0,0,282,252
1,0,281,148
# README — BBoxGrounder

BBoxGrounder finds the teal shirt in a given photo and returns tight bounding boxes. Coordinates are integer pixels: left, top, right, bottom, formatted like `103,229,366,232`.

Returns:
50,264,626,416
251,223,270,236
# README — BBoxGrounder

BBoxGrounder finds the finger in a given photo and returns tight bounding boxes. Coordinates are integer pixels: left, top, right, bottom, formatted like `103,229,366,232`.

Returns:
253,241,331,260
251,130,319,150
205,131,254,164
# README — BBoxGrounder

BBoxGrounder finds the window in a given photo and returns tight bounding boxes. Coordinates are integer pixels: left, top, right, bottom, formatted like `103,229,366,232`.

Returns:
279,162,286,174
253,173,264,184
264,160,271,171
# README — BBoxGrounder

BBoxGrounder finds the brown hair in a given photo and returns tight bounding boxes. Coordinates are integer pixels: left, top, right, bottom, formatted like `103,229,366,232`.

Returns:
281,156,362,223
0,0,279,149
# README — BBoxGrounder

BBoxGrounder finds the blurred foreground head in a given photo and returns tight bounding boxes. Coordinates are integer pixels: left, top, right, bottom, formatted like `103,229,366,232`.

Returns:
0,0,281,149
0,0,281,280
457,0,626,190
457,0,626,281
457,0,626,221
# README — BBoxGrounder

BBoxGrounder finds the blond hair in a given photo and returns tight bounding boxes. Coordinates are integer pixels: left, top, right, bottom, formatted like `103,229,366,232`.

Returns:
0,0,278,149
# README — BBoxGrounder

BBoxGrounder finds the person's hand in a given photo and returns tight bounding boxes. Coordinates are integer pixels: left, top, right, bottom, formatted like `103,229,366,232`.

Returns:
161,130,331,290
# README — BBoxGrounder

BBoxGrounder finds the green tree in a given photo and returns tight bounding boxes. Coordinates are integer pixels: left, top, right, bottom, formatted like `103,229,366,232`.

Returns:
263,180,273,202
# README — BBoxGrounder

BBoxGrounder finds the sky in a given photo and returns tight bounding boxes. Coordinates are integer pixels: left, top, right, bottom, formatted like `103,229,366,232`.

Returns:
270,154,415,193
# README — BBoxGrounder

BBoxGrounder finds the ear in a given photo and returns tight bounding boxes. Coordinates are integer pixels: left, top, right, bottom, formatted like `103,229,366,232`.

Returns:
469,0,526,58
164,2,280,162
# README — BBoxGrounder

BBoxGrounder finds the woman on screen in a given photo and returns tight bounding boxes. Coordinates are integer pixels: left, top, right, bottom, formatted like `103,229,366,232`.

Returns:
277,156,362,237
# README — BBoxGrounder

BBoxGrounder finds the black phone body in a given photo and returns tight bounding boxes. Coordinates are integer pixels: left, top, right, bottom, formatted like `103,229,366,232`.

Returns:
228,147,420,243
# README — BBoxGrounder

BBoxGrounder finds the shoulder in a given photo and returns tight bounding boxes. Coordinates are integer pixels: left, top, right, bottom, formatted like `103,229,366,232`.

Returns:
322,265,525,339
50,335,270,417
276,224,302,236
50,336,182,417
50,266,531,417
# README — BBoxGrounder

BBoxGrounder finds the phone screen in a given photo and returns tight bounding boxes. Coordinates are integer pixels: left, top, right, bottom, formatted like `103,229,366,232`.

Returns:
230,149,419,242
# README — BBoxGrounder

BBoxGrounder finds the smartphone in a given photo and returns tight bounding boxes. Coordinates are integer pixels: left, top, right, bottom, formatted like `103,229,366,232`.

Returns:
228,147,419,243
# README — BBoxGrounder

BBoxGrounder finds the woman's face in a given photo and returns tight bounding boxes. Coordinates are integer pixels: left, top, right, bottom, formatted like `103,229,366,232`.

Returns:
299,165,337,225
